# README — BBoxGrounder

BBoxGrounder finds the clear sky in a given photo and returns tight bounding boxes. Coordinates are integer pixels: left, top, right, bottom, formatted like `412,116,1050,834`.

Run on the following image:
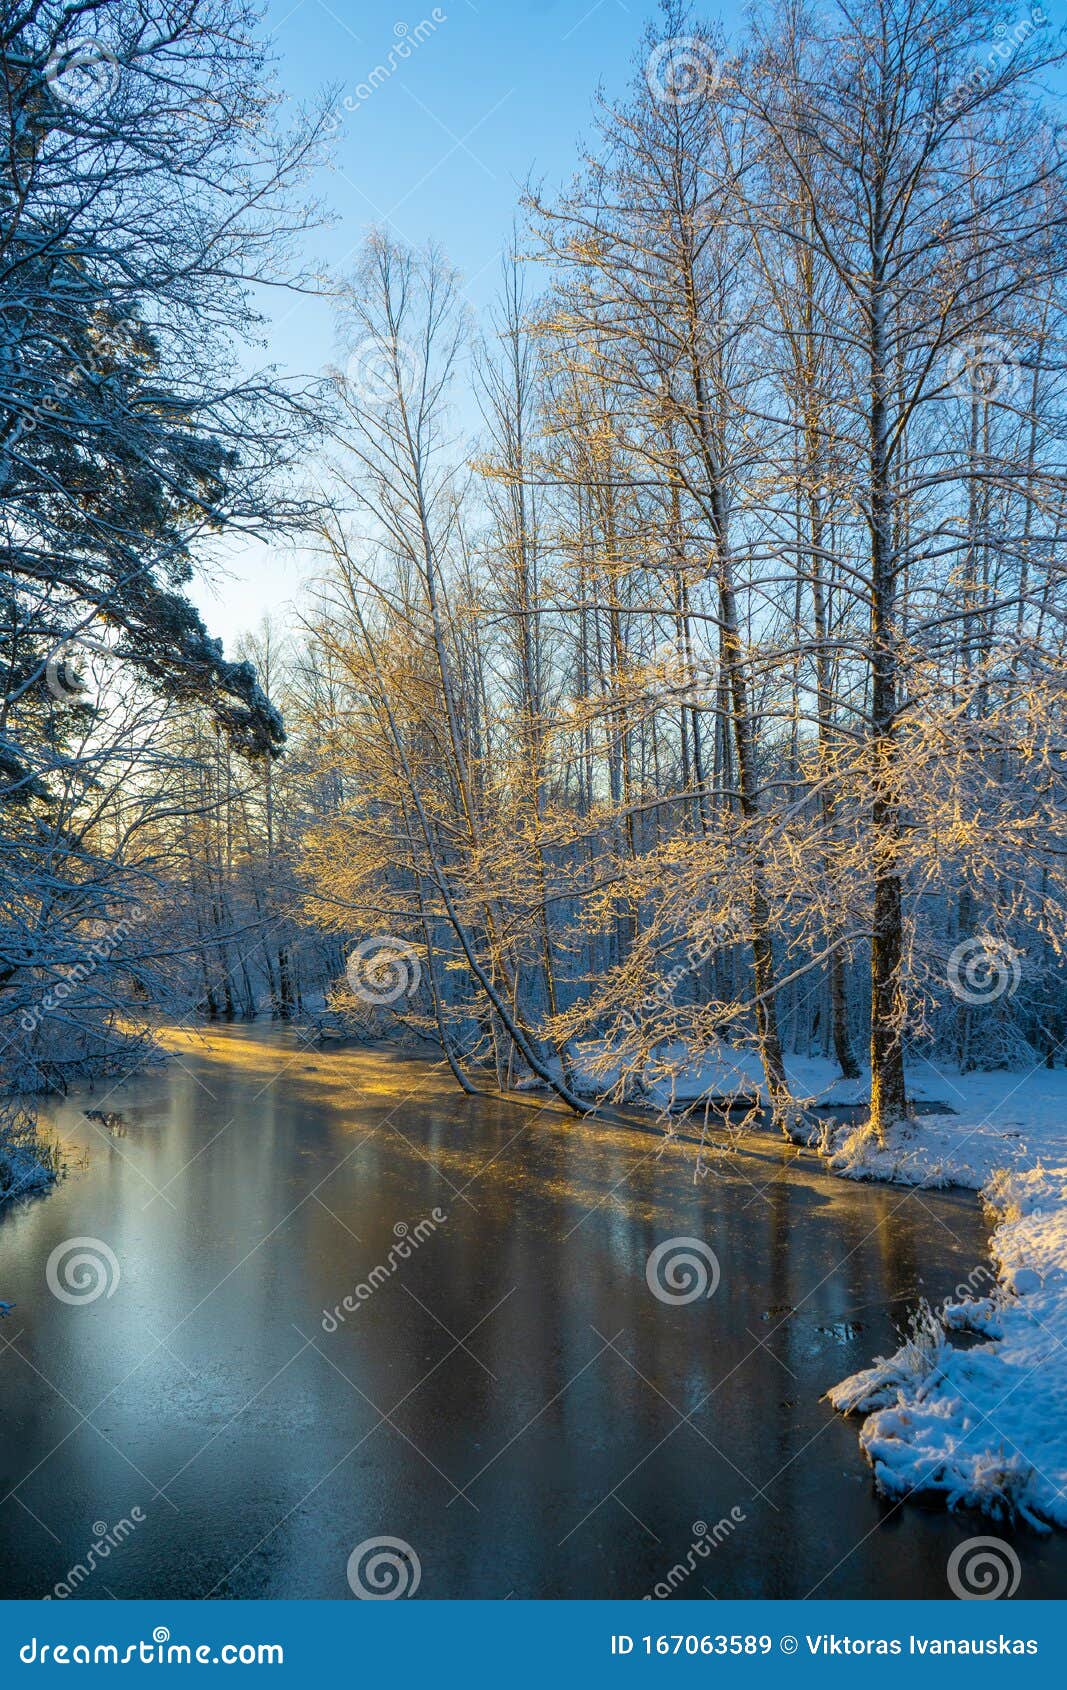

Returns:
191,0,747,651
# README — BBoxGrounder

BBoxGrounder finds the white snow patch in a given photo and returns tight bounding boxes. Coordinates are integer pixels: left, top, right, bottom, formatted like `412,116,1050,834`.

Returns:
826,1063,1067,1530
0,1135,55,1203
0,1141,56,1201
566,1039,878,1110
0,1101,58,1204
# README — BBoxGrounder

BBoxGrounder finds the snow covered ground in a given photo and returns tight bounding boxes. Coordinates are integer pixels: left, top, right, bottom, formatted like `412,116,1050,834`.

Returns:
0,1104,57,1207
0,1139,55,1203
817,1062,1067,1531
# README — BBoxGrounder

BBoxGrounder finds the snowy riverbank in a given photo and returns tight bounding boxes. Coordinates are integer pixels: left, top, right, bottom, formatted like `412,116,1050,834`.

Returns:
819,1064,1067,1530
0,1104,58,1206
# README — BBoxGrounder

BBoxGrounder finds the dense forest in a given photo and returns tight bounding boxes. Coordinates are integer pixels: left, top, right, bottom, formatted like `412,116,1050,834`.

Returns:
4,0,1067,1181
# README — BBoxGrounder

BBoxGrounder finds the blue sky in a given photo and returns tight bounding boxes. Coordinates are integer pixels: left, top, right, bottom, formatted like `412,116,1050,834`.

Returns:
192,0,746,649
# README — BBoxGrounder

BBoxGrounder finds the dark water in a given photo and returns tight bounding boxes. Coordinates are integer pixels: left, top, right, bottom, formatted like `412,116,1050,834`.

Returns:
1,1024,1064,1601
